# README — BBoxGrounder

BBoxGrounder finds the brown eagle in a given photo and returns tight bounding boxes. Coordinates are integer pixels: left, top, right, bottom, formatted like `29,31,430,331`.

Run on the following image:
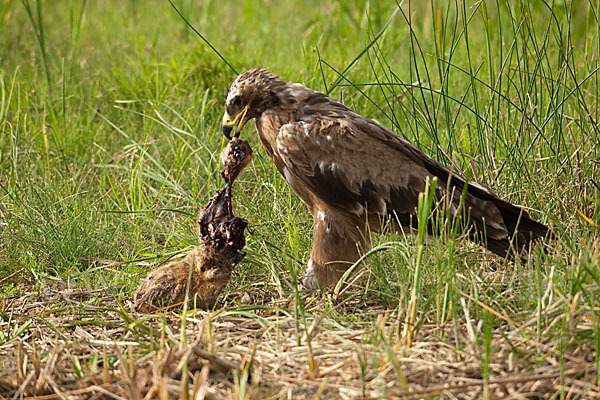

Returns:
221,68,550,289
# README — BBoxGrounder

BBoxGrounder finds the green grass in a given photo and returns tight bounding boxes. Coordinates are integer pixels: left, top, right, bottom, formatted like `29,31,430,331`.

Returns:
0,0,599,397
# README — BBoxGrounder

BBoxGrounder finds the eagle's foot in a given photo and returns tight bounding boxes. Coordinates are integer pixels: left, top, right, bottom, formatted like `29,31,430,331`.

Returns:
300,259,319,290
300,256,358,290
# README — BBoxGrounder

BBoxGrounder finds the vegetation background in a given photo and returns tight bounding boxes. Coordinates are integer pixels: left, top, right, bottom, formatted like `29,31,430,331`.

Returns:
0,0,598,398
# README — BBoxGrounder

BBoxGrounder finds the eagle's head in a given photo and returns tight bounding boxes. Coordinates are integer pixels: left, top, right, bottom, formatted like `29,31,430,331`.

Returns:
222,68,283,139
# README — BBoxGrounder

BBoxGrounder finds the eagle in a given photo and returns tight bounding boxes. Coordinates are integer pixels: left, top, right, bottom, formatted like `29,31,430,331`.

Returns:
221,68,550,289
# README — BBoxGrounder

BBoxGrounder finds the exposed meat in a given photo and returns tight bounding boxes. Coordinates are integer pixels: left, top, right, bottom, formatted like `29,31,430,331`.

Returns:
134,139,253,312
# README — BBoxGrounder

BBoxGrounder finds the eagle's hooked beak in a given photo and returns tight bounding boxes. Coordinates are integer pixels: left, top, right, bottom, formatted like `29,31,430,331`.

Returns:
222,105,249,139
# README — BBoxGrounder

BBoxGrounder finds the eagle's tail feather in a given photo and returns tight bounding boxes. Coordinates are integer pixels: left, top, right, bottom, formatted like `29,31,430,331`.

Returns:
423,156,551,258
474,197,550,259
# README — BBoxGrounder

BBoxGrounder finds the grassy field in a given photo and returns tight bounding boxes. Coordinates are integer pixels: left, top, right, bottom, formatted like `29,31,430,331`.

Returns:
0,0,599,398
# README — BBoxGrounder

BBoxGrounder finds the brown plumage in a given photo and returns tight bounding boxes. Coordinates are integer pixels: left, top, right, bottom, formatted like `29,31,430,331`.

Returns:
134,139,252,312
221,68,551,289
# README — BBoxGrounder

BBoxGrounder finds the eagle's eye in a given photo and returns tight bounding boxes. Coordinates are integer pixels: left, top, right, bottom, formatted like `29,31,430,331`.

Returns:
233,96,242,106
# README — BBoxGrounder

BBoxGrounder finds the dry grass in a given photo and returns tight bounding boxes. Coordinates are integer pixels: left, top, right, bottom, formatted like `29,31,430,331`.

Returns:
1,279,597,399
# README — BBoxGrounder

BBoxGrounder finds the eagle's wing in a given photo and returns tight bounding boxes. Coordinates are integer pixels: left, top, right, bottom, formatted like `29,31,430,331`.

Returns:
274,111,530,252
276,118,425,218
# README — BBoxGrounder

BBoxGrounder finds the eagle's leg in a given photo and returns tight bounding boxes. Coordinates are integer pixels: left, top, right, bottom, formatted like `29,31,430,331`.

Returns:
301,213,366,289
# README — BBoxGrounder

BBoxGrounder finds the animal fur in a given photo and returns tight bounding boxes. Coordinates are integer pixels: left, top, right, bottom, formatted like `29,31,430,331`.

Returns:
134,139,252,312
